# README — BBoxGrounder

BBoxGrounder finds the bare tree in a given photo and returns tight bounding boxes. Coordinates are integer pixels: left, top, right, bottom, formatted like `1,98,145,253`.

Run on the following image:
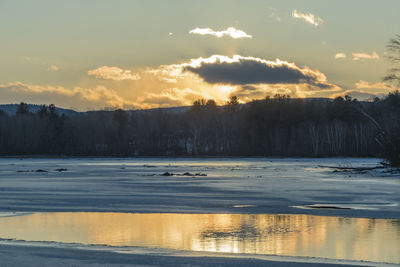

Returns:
384,35,400,85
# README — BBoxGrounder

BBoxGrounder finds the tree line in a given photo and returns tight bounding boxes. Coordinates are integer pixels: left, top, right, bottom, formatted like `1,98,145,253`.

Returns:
0,92,399,165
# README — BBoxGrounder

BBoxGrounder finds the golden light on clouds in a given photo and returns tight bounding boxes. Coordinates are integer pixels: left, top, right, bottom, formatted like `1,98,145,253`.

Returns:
0,55,346,110
0,1,397,111
129,54,342,108
88,66,141,81
329,80,398,100
0,82,136,110
355,80,397,91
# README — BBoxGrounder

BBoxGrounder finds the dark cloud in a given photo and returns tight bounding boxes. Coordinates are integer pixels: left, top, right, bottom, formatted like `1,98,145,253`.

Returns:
233,85,263,97
232,84,292,99
241,85,258,91
184,56,332,89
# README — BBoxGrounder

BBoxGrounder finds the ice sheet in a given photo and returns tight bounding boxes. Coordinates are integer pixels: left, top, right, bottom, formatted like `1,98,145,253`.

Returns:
0,157,398,218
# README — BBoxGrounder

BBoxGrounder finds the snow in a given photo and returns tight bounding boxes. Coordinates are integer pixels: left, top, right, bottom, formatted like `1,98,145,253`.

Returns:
0,241,396,267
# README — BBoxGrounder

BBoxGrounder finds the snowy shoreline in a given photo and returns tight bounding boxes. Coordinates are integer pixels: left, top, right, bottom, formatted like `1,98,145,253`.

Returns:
0,240,396,267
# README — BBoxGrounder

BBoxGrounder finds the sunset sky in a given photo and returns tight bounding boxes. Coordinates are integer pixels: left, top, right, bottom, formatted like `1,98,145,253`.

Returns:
1,0,399,110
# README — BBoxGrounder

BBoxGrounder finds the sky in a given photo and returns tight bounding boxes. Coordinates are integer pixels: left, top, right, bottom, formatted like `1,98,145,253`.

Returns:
0,0,399,110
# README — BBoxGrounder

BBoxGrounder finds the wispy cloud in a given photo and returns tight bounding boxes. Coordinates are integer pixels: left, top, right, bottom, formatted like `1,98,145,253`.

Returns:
330,90,378,101
292,9,323,26
47,65,59,72
0,82,136,110
330,80,397,101
334,53,346,59
352,52,379,61
25,56,60,72
136,88,204,108
88,66,140,81
355,80,397,91
189,27,252,39
268,7,281,22
335,52,380,61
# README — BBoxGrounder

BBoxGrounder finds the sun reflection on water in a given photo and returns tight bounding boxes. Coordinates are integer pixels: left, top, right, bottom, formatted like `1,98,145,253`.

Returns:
0,213,398,264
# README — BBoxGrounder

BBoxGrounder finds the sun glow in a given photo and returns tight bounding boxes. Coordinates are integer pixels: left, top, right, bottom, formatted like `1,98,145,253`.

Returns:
219,85,236,94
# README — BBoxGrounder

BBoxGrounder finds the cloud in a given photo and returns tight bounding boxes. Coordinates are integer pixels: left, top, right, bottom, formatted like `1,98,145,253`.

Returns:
0,82,135,110
136,88,205,108
352,52,379,61
88,66,140,81
335,53,346,59
330,90,378,101
141,55,341,105
292,9,323,26
12,54,339,110
24,56,60,72
189,27,252,39
179,55,335,89
47,65,59,71
233,85,293,99
329,80,398,101
355,80,397,91
1,53,344,111
268,7,281,22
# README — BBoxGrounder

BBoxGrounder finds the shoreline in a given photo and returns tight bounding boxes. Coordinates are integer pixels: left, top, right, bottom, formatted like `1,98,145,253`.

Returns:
0,241,395,267
0,155,383,160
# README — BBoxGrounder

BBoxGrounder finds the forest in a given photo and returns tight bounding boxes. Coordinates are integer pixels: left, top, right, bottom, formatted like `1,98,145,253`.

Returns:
0,91,399,165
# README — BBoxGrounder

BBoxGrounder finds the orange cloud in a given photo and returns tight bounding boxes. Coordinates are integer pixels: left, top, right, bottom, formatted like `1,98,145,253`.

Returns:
329,80,398,101
355,80,397,91
88,66,140,81
0,82,135,110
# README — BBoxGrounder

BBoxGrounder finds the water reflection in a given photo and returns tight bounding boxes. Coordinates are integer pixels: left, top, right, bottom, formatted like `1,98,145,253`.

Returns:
0,213,398,263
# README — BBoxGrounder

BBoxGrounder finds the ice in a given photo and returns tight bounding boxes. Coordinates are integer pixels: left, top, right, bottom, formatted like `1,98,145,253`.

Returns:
0,157,398,218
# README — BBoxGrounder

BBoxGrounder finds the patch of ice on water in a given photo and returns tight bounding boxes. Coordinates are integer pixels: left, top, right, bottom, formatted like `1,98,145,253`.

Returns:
292,203,399,211
0,212,34,218
232,205,258,208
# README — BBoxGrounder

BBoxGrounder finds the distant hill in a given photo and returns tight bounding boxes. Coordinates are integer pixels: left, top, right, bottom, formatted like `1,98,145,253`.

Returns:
0,98,336,116
133,106,191,114
0,104,77,116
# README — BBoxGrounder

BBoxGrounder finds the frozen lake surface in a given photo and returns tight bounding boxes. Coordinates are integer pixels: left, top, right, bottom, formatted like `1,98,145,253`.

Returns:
0,157,399,266
0,157,398,218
